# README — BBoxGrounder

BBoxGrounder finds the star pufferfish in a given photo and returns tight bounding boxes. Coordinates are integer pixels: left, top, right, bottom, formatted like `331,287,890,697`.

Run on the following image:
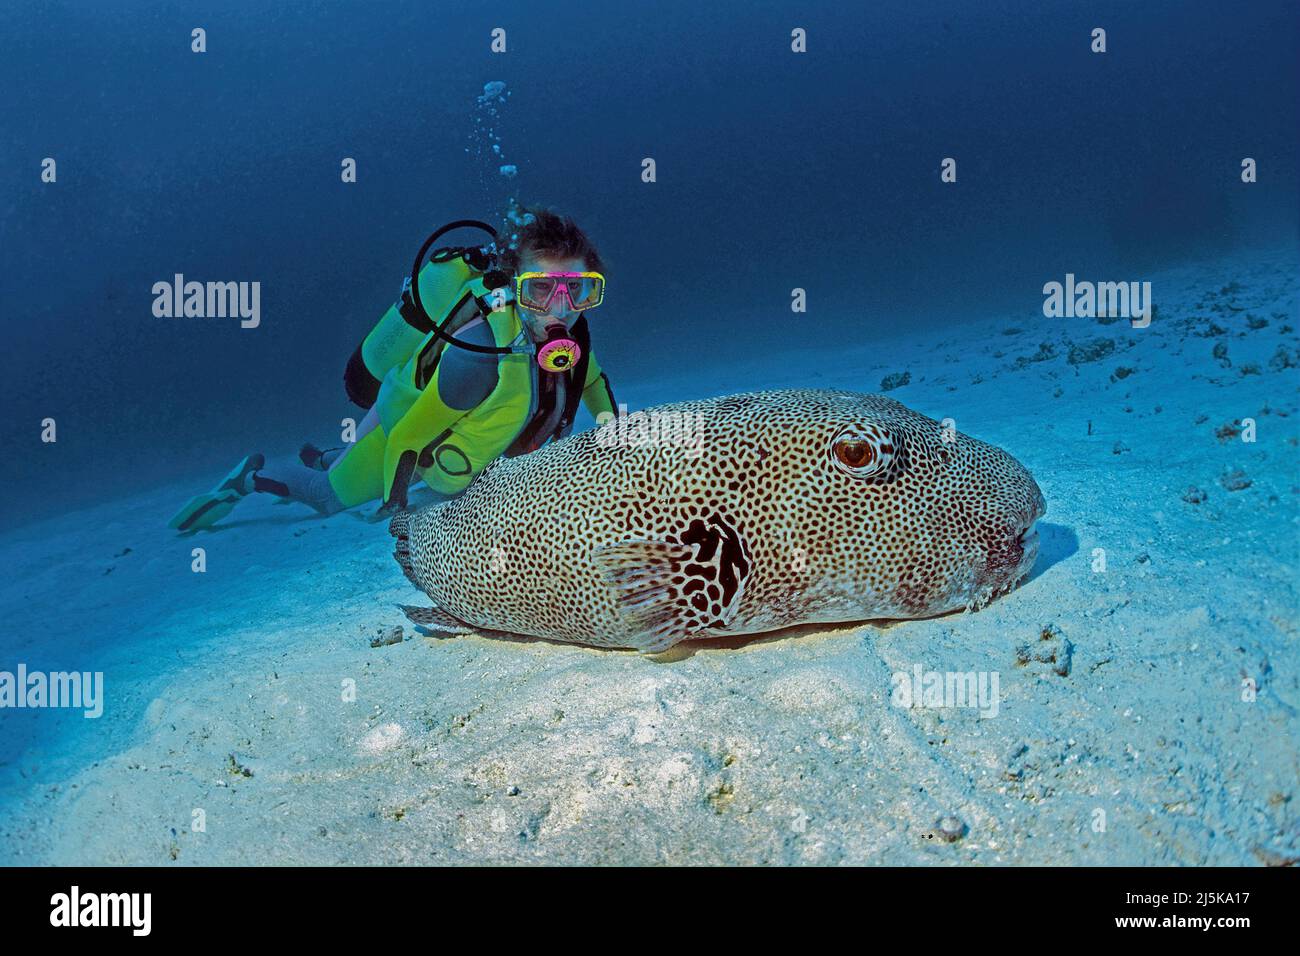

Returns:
390,389,1046,652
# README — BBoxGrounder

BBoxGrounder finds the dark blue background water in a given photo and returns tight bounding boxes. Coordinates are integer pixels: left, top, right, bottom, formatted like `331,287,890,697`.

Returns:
2,0,1297,529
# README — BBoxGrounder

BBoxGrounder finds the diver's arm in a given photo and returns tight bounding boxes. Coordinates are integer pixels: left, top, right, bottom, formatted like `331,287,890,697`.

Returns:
580,350,618,420
346,299,425,409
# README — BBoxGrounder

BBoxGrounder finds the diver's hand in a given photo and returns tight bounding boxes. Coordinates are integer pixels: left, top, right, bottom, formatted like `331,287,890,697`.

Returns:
373,499,406,522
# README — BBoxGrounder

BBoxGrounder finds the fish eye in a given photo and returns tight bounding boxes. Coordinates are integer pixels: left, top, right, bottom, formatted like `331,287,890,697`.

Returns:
830,426,895,477
835,440,874,468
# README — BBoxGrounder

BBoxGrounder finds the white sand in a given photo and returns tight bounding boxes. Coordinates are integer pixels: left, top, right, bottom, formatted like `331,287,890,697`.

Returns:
1,244,1296,865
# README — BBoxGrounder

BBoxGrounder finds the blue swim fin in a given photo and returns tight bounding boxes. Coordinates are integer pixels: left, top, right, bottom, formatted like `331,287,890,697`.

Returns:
168,453,265,532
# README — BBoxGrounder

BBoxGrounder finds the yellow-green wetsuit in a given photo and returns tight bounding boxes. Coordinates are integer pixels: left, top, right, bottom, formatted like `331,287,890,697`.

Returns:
326,300,616,510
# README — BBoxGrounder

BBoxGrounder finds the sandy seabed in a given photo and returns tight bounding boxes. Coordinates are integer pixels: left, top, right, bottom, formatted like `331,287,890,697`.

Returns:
1,245,1296,865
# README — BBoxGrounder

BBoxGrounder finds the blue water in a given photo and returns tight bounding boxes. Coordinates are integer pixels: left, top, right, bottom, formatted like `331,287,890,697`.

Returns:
0,0,1297,865
2,0,1296,529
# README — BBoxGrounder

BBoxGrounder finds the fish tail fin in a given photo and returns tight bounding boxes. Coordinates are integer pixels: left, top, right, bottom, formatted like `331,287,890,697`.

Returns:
388,511,421,588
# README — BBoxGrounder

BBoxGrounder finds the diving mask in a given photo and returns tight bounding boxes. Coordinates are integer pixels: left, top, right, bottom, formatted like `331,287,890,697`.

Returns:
515,271,605,313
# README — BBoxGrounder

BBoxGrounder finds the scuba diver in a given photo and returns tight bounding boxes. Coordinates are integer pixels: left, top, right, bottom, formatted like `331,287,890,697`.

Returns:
168,206,618,532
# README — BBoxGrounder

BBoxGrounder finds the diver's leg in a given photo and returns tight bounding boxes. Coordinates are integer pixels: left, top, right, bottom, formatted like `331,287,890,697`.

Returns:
250,457,348,516
325,406,382,469
300,406,382,471
299,443,340,470
323,424,388,508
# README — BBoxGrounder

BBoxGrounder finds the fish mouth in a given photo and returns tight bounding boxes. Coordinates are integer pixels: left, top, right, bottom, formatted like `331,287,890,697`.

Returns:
962,520,1043,612
962,474,1046,610
1018,522,1040,553
1013,481,1046,576
1009,521,1041,586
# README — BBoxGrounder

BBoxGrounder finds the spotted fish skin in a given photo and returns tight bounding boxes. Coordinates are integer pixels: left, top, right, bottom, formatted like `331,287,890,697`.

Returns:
391,389,1046,652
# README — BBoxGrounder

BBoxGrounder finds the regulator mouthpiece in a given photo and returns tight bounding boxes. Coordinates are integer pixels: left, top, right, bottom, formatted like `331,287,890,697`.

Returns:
537,332,581,372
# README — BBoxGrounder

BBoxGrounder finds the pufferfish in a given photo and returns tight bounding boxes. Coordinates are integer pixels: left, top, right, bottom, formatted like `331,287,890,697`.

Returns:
391,389,1046,652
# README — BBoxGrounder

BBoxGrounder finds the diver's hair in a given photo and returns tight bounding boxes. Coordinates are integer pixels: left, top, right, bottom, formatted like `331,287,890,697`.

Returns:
498,206,606,275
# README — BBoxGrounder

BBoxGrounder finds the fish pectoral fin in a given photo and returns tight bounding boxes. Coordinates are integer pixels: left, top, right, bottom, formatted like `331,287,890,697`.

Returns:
593,540,698,652
594,521,751,653
397,603,471,633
